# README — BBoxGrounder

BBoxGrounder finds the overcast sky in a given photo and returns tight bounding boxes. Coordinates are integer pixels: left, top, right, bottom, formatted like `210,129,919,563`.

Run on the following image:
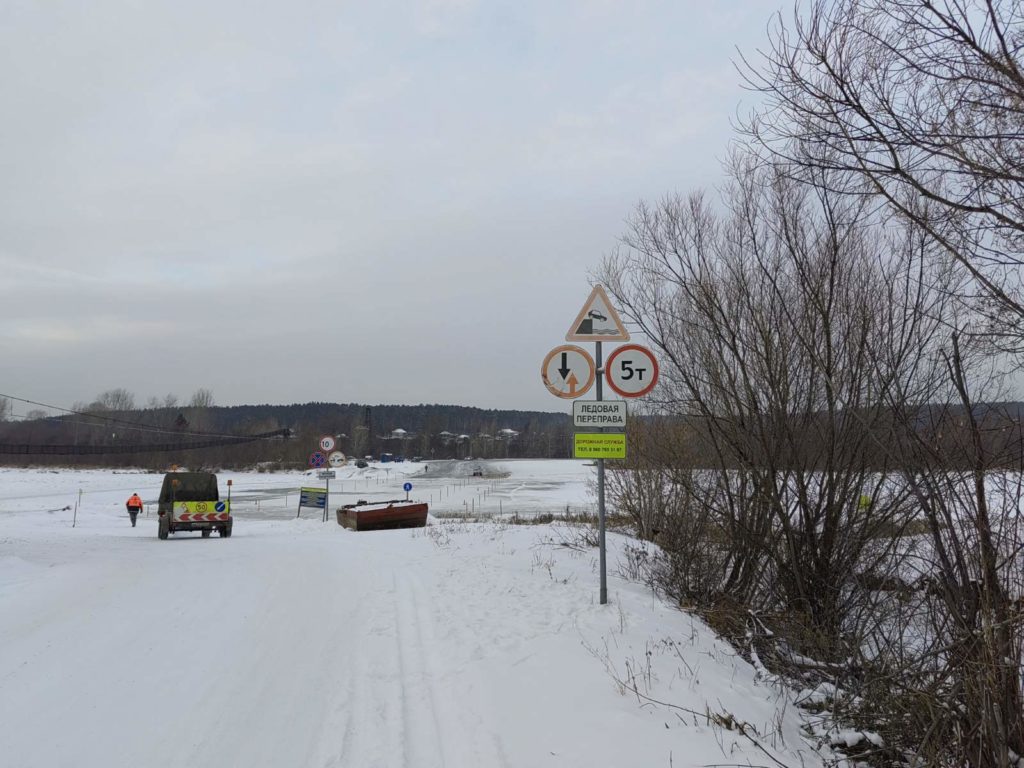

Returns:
1,0,784,415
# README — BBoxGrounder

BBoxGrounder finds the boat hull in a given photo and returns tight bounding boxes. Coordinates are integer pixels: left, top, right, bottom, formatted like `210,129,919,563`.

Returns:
337,501,428,531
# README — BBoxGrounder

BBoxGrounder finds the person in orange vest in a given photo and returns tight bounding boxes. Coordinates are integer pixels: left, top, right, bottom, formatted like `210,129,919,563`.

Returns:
125,493,143,527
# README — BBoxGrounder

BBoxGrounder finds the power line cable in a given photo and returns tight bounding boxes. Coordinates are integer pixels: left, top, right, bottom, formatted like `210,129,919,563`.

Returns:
0,393,293,454
0,428,291,456
0,392,260,439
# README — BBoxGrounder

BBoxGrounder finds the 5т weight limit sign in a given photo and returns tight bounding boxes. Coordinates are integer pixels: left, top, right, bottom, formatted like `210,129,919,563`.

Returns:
605,344,659,398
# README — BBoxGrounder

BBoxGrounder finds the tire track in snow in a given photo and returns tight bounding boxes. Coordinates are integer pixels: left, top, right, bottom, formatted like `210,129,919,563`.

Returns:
394,571,447,768
326,574,405,768
323,587,368,768
403,573,511,768
323,566,511,768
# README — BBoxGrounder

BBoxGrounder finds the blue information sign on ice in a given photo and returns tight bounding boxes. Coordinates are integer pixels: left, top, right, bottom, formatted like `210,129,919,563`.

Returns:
403,482,412,492
299,487,328,509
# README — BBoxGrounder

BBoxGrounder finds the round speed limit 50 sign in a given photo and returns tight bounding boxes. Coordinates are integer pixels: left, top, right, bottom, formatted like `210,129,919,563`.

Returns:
605,344,659,398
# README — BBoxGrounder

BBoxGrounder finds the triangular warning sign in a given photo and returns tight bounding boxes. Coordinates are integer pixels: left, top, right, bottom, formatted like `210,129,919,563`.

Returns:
565,285,630,342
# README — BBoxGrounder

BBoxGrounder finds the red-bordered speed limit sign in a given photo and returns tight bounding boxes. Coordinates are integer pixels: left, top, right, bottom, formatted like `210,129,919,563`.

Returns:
605,344,659,398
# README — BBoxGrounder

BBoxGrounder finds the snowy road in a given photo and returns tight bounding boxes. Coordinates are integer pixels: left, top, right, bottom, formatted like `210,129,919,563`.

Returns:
2,524,511,767
1,467,823,768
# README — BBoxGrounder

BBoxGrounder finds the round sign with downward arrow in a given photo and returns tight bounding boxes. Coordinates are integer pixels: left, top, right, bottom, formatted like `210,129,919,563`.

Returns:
541,344,596,399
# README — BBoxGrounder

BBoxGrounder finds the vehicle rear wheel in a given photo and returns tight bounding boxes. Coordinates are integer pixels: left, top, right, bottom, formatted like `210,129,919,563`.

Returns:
220,521,233,538
158,517,169,540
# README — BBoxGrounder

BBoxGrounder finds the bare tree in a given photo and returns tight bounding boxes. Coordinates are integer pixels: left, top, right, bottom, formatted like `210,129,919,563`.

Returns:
741,0,1024,346
874,337,1024,767
604,406,738,605
602,158,960,656
188,388,215,409
735,5,1024,762
90,388,135,412
187,388,215,432
144,394,179,410
601,154,1024,762
350,422,369,458
0,396,11,421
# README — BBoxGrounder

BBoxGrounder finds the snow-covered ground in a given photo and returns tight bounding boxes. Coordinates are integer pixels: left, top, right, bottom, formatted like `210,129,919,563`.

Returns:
0,462,823,767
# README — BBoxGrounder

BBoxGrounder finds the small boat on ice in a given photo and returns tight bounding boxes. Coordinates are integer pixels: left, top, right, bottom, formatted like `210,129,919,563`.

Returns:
336,499,429,531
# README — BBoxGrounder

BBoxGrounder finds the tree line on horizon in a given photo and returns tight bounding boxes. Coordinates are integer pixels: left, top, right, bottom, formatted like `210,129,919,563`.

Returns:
0,395,576,467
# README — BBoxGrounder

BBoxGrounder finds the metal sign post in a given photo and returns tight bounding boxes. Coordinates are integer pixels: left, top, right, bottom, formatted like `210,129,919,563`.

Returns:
542,286,658,607
565,287,631,605
317,470,336,522
324,475,329,522
596,341,607,605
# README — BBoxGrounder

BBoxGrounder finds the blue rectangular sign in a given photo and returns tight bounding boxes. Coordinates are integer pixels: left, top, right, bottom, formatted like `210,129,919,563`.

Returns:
299,486,327,509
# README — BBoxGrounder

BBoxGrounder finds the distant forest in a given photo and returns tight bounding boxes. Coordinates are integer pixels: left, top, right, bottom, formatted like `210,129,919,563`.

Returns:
2,394,1021,471
0,399,574,469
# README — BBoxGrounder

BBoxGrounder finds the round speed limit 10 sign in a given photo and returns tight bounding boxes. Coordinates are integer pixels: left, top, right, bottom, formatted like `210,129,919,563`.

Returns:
605,344,659,398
